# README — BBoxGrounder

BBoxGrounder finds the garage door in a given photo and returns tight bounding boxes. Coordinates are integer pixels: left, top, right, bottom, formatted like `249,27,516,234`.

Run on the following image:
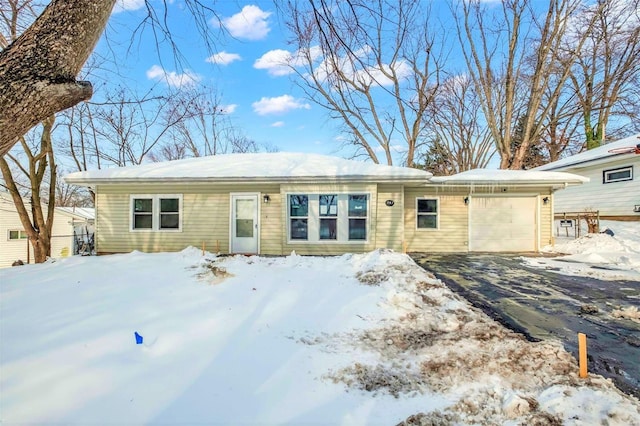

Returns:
469,196,537,252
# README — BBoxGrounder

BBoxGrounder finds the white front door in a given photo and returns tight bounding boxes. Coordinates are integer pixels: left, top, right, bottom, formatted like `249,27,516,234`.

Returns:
231,194,259,254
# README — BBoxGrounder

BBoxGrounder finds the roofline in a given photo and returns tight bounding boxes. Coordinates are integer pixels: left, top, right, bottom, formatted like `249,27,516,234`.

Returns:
64,175,431,186
537,152,638,171
427,180,584,188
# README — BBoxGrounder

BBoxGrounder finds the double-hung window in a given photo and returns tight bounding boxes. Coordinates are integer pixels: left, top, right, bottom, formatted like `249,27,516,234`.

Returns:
319,195,338,240
287,193,368,242
348,195,367,240
131,194,182,231
416,198,438,229
289,195,309,240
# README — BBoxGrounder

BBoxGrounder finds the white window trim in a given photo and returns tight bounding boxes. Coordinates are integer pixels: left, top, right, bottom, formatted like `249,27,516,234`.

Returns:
130,194,183,232
286,193,370,244
603,166,633,184
7,229,28,241
416,197,439,231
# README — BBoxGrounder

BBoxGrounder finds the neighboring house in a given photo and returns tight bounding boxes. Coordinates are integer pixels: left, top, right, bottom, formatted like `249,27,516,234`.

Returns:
0,191,95,267
64,153,586,255
536,134,640,220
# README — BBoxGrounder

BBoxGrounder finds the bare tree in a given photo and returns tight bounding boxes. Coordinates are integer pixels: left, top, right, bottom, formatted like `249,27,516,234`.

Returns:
280,0,444,166
454,0,600,169
0,117,57,263
424,75,495,174
567,0,640,148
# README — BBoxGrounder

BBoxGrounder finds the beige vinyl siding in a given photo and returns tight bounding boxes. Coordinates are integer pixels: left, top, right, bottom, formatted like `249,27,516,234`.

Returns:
404,188,469,253
279,183,377,255
260,192,283,255
375,184,404,251
95,184,279,254
541,193,553,246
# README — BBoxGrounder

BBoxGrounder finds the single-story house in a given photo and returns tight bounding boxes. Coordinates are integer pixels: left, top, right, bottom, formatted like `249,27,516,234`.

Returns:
535,134,640,220
64,153,586,255
0,191,95,267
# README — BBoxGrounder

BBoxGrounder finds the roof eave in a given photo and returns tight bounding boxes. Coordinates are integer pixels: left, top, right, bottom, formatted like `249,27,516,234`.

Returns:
64,175,430,186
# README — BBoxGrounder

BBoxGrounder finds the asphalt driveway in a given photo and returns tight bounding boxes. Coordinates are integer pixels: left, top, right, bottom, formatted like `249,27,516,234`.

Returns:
411,253,640,398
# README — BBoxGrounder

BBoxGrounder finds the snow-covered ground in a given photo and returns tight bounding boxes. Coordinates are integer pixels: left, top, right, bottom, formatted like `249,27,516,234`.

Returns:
524,220,640,283
1,247,639,424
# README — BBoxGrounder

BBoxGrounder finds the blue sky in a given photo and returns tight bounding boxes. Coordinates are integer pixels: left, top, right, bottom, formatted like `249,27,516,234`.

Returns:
101,1,342,156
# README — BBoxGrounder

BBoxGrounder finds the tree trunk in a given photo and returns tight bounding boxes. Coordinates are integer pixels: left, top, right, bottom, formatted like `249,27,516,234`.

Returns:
0,0,116,156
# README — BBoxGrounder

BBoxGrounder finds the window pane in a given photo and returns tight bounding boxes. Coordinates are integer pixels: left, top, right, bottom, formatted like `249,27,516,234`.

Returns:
417,215,437,229
236,219,254,237
320,195,338,216
290,218,308,240
160,213,179,229
160,198,179,212
9,230,19,240
289,195,308,217
349,218,366,240
134,199,152,213
320,218,337,240
348,195,368,217
134,214,153,229
606,170,631,181
417,199,437,213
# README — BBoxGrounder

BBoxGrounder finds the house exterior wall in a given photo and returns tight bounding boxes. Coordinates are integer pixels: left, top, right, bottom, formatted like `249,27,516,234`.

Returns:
550,157,640,219
0,197,83,267
93,182,555,256
403,188,469,253
277,183,378,255
95,184,280,255
403,187,553,253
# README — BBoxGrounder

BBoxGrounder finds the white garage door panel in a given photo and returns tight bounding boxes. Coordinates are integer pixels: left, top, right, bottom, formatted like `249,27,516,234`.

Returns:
470,197,537,252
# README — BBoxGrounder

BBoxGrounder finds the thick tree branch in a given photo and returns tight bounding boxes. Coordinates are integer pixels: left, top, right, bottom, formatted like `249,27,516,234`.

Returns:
0,0,116,155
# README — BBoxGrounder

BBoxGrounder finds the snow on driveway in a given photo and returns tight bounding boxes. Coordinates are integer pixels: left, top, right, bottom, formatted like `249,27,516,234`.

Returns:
1,248,639,425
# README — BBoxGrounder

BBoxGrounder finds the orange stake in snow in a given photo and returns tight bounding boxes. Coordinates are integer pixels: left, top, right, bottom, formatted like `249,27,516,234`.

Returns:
578,333,588,378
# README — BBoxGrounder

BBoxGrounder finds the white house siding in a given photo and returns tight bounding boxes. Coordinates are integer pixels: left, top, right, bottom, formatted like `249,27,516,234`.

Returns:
0,197,89,267
550,157,640,219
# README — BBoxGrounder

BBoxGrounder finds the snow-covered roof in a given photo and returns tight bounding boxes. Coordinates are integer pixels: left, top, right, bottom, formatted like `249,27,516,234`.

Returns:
429,169,589,185
64,153,432,185
56,207,95,221
535,134,640,171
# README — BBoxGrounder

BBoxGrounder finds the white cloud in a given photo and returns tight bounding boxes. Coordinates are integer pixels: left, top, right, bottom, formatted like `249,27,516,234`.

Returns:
254,47,323,77
252,95,311,115
220,5,271,41
220,104,237,114
113,0,145,13
146,65,201,88
206,51,242,65
271,121,285,127
254,49,293,76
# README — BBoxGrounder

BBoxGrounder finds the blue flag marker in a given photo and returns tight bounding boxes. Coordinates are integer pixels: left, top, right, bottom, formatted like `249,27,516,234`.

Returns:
134,332,143,345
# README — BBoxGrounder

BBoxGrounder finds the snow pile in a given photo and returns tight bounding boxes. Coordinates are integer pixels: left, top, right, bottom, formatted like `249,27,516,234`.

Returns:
526,220,640,281
1,248,639,425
